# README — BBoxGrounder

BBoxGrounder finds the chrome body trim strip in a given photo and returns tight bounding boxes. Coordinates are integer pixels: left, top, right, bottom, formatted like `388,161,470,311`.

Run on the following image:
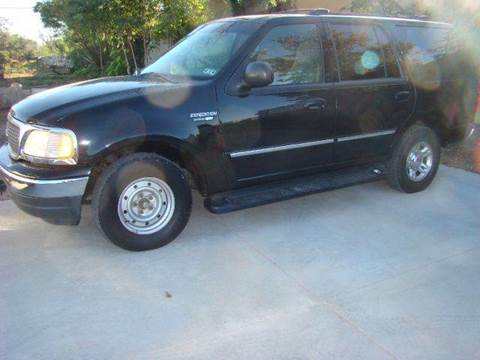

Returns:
229,129,397,158
337,129,396,142
230,138,335,158
0,163,88,185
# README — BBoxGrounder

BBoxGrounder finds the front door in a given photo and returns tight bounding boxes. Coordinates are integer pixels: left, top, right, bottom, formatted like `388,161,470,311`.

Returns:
219,21,336,183
327,20,415,163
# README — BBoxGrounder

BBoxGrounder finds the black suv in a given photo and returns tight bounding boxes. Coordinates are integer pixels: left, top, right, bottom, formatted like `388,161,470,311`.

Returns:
1,12,477,251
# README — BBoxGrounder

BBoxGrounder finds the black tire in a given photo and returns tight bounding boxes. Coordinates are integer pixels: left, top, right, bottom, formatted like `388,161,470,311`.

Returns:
92,153,192,251
387,124,441,193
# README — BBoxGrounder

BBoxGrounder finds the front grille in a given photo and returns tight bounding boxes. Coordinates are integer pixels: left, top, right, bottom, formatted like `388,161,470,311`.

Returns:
6,116,21,157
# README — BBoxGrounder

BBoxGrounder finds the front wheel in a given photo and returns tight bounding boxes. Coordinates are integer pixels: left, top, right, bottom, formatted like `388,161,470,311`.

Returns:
92,153,192,251
387,124,441,193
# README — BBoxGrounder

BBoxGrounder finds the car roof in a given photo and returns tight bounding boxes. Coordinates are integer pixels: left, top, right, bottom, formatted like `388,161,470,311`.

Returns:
216,13,451,27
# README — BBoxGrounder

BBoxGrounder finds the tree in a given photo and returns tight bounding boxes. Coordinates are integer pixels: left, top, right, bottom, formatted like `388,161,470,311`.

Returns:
34,0,211,75
0,17,8,80
342,0,417,17
34,0,113,72
0,18,39,80
227,0,294,15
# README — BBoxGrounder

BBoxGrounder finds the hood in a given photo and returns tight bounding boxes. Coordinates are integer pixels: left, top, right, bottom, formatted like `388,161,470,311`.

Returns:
11,76,186,125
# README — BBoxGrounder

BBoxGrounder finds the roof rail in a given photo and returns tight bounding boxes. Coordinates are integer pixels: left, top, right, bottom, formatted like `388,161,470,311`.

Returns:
328,11,434,21
278,8,330,15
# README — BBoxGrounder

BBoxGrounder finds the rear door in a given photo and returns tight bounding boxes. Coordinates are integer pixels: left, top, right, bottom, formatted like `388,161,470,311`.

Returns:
327,20,415,163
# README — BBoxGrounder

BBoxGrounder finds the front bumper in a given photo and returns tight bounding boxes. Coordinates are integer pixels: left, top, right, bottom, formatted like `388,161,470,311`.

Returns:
0,144,90,225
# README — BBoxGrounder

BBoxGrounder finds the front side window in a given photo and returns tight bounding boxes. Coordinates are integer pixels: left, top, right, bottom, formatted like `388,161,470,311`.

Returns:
330,23,388,81
142,21,261,80
250,24,323,86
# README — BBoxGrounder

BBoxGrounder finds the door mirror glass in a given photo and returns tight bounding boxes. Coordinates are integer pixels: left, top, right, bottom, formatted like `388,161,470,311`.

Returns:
244,61,274,88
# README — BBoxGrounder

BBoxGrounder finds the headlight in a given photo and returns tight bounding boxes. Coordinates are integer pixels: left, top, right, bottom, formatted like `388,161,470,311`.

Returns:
22,128,78,165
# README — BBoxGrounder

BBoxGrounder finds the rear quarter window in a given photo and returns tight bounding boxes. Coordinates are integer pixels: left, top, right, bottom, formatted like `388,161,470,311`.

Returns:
394,25,457,83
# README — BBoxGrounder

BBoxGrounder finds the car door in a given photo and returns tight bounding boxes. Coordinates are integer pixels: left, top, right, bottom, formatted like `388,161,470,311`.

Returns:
218,21,336,183
327,20,415,163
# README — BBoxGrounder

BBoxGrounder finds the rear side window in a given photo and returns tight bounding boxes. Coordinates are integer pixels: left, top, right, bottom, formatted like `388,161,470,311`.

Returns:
395,25,450,61
330,23,399,81
376,27,401,78
394,25,452,81
250,24,323,86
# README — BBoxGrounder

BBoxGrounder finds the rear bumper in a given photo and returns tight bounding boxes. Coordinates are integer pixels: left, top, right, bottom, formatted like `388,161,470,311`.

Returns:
0,145,89,225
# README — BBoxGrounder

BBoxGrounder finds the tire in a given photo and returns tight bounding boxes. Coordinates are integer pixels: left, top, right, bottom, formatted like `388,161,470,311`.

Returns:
92,153,192,251
387,124,441,193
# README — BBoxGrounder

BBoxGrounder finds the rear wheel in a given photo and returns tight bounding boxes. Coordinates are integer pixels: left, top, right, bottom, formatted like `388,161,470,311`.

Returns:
92,153,192,251
387,124,441,193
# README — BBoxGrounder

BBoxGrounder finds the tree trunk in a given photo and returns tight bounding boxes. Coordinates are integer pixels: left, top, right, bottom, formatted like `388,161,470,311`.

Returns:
229,0,244,15
379,0,387,15
143,35,148,67
99,43,104,73
127,38,138,73
122,41,131,75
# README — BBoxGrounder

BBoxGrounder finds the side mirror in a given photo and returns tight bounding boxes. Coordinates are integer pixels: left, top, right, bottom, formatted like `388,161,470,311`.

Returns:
244,61,274,88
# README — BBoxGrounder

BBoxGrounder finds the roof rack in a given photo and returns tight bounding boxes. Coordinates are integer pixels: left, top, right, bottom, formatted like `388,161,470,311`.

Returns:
276,8,432,22
278,8,330,15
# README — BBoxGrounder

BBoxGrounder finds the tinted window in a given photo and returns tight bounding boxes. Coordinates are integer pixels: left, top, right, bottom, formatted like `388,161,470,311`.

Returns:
395,26,450,61
250,24,323,86
331,23,387,81
375,27,401,78
142,21,261,80
395,25,451,82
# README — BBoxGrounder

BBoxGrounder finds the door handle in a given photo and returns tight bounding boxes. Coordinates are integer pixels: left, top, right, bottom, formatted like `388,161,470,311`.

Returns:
395,91,411,103
304,100,327,111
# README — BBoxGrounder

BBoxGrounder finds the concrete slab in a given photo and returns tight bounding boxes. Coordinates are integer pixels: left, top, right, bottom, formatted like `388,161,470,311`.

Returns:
0,166,479,359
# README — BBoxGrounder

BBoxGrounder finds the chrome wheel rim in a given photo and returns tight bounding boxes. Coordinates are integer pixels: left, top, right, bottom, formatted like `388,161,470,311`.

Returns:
117,177,175,235
406,141,434,182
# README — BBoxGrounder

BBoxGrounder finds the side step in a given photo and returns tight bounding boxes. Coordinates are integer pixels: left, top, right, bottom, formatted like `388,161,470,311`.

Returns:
204,165,385,214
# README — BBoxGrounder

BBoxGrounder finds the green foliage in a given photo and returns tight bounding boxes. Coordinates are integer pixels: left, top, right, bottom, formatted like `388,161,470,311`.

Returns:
158,0,211,41
228,0,294,15
343,0,417,17
37,38,69,57
0,19,39,78
35,0,211,76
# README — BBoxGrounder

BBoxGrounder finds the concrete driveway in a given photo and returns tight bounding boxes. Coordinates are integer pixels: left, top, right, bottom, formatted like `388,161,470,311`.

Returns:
1,166,479,360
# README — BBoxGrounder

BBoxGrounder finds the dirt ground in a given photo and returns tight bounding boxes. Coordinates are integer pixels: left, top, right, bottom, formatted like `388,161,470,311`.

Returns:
442,124,480,174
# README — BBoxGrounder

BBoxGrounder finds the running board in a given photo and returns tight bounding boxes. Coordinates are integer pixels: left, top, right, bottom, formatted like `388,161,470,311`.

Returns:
204,165,385,214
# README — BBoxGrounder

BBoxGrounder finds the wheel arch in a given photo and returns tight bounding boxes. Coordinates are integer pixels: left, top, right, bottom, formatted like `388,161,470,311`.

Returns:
391,115,446,154
84,136,208,201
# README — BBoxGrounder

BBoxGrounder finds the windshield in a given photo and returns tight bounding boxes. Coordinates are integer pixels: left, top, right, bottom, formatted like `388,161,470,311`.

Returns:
141,21,261,80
